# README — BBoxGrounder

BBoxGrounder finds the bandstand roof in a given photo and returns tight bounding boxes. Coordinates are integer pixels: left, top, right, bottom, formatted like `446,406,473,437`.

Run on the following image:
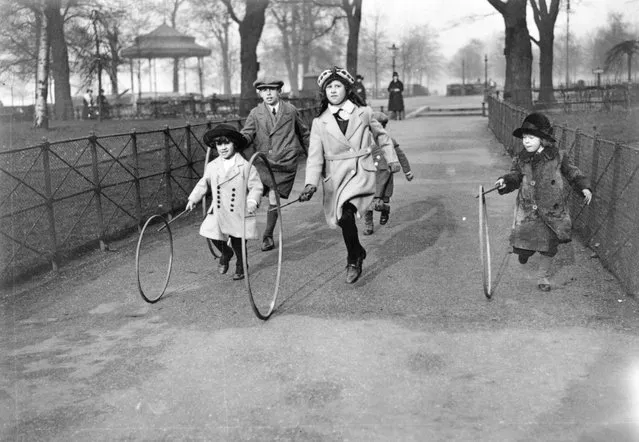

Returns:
120,23,211,59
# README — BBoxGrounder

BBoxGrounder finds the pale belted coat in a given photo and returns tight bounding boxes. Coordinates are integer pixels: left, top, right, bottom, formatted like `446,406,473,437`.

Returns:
305,106,399,228
188,153,263,240
241,101,310,198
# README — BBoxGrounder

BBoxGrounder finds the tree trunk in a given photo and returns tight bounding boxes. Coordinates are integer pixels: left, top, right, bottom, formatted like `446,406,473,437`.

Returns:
343,0,362,75
107,27,120,95
46,0,73,120
34,0,49,129
538,29,555,103
491,0,532,107
238,0,268,116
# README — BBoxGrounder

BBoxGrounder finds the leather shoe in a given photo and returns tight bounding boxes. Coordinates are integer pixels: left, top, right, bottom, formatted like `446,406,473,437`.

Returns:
345,249,366,284
518,254,529,264
218,249,233,274
261,236,275,251
232,272,245,281
379,206,390,225
218,262,229,274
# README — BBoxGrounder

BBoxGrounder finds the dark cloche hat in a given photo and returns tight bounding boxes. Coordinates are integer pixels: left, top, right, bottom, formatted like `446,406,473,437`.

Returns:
392,71,399,77
356,74,364,80
202,123,248,150
512,112,556,142
253,77,284,89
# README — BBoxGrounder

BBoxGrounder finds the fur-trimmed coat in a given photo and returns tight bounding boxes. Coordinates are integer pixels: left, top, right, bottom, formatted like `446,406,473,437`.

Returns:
188,153,263,240
305,105,399,228
241,101,310,198
498,146,590,252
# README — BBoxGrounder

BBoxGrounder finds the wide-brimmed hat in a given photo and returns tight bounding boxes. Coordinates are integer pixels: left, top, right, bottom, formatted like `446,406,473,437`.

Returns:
202,123,248,150
317,66,355,90
512,113,556,142
356,74,364,80
253,77,284,89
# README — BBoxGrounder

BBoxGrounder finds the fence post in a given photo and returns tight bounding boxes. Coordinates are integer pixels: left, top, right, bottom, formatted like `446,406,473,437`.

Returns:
41,138,59,271
163,126,174,214
130,129,143,228
573,128,582,167
89,132,107,251
481,102,486,117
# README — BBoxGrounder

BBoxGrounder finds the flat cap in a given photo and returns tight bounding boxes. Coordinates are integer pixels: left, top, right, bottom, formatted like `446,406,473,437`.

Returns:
253,78,284,89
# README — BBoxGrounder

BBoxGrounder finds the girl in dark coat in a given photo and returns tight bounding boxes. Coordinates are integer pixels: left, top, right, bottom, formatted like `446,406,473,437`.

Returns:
387,72,404,120
495,112,592,292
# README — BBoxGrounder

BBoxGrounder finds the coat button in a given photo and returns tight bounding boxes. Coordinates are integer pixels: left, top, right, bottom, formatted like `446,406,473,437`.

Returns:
530,180,536,186
232,188,236,191
351,170,356,175
532,205,538,210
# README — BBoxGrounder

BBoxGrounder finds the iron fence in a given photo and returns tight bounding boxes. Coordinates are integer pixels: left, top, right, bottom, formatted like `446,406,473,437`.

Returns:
487,95,639,295
0,107,318,285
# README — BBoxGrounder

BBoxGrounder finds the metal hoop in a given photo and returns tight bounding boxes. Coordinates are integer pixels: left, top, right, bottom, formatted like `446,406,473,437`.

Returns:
478,185,493,299
242,152,283,320
136,215,173,303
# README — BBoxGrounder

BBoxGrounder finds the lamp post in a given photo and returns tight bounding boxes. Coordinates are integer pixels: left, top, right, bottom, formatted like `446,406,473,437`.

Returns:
389,43,398,74
91,10,102,122
565,0,570,88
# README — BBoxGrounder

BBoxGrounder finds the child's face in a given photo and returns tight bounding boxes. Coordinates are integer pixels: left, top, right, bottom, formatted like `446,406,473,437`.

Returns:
325,80,347,105
215,138,236,159
522,134,541,153
257,87,280,106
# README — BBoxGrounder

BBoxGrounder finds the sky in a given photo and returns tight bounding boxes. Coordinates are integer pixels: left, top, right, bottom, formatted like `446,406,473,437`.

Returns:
0,0,637,105
365,0,638,57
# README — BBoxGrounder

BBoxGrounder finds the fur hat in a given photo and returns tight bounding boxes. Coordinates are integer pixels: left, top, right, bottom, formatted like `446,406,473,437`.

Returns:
317,66,355,90
202,123,247,150
512,113,556,142
253,78,284,89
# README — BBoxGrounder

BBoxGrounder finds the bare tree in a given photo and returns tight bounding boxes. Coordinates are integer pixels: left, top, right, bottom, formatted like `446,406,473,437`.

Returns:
268,0,343,94
486,0,532,107
222,0,269,116
340,0,361,75
359,9,386,98
34,0,49,128
529,0,560,103
448,39,483,84
169,0,187,93
605,39,639,83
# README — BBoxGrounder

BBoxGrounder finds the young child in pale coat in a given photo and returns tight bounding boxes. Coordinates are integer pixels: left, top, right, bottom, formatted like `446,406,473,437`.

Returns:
298,66,400,284
186,124,263,280
363,111,414,235
495,112,592,291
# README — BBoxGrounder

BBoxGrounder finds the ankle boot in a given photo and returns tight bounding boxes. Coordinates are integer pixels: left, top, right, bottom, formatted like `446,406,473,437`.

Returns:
363,210,374,235
379,204,390,225
261,205,278,251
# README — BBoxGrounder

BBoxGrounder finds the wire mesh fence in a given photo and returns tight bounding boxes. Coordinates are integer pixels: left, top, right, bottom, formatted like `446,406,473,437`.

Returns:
0,108,317,285
487,95,639,295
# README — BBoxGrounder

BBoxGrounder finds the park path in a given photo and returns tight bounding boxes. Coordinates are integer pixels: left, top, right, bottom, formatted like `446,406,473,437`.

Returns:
2,108,639,441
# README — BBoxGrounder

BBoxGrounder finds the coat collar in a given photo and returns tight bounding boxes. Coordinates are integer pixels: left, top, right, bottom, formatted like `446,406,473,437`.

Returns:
319,104,363,144
519,145,559,163
215,153,243,185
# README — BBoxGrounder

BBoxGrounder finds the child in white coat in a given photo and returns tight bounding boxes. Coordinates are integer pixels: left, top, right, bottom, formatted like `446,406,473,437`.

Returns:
186,124,264,280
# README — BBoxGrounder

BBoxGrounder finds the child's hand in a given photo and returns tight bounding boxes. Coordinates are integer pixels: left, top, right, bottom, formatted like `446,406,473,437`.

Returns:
495,178,505,189
582,189,593,205
388,161,401,173
246,200,258,214
299,184,316,202
186,200,196,211
405,171,414,181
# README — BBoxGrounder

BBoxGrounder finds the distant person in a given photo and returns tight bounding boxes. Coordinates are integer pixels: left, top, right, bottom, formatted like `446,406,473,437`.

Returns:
494,112,592,292
97,89,110,118
241,77,310,252
82,89,93,120
186,124,263,281
387,72,404,120
354,74,367,105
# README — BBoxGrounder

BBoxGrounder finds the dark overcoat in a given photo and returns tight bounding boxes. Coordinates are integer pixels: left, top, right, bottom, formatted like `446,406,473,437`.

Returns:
387,80,404,112
305,106,399,228
241,101,310,198
498,146,590,252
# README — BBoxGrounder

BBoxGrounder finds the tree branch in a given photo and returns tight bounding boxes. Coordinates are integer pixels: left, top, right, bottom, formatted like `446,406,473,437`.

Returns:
220,0,241,24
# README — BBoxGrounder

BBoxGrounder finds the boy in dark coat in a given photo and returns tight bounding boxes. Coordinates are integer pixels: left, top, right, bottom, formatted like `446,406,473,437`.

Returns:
495,112,592,291
241,78,310,251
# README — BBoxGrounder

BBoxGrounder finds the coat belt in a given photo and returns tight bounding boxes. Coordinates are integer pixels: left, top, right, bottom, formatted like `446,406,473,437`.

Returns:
324,147,372,161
